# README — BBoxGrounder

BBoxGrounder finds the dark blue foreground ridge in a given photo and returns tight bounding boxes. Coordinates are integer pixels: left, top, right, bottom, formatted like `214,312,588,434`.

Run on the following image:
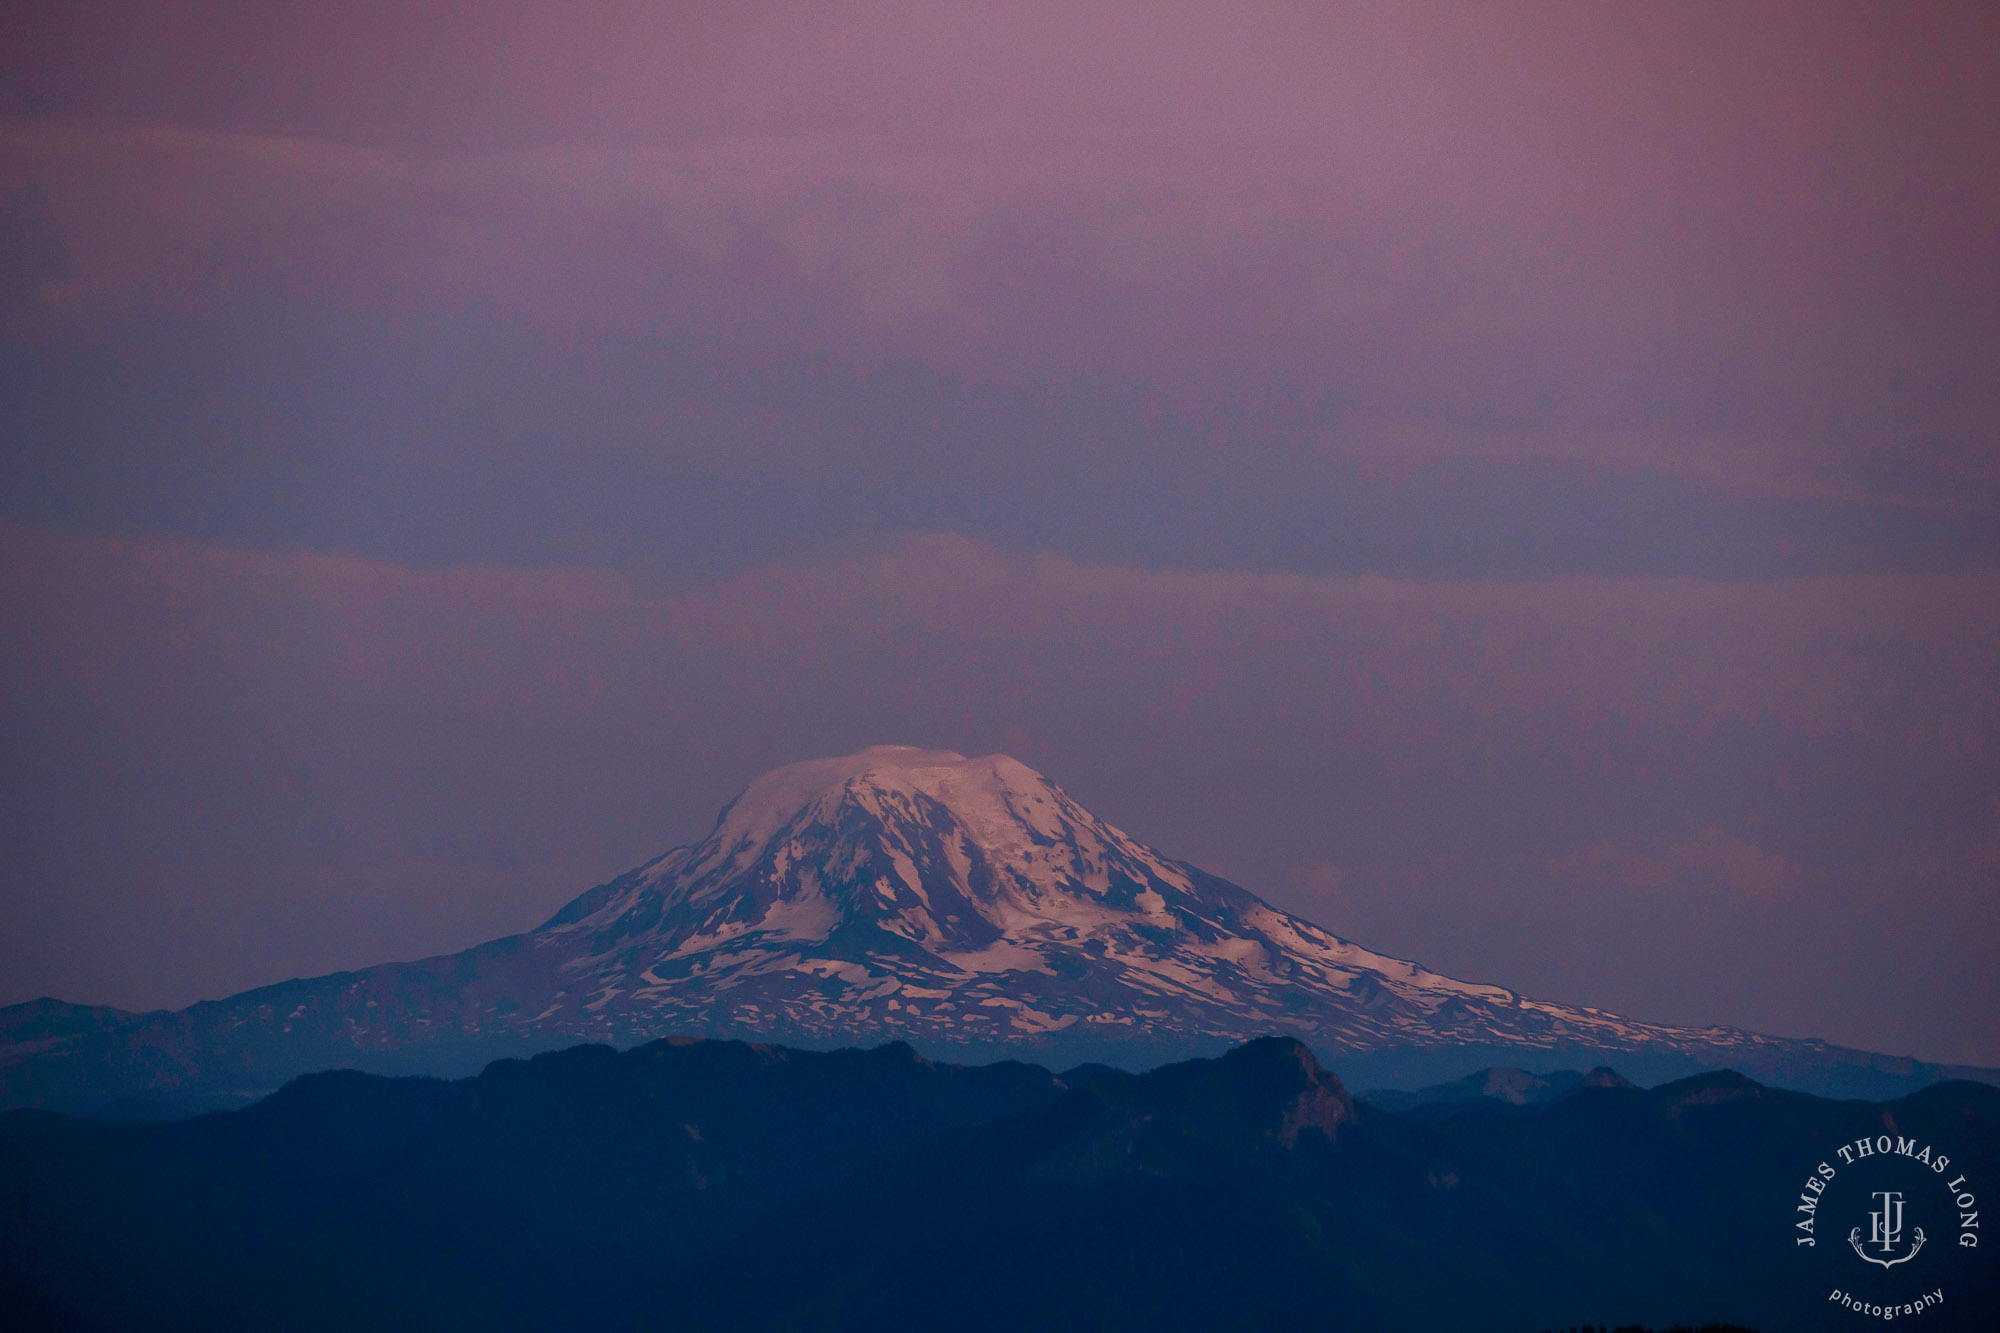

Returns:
2,1034,1994,1332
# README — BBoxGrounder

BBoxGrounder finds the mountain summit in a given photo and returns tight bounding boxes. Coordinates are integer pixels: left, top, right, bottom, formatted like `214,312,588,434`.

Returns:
4,747,1991,1110
540,745,1556,1053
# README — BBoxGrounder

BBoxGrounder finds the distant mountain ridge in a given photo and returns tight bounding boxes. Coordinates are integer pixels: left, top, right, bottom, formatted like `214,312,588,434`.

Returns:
5,1035,1996,1331
1359,1064,1637,1115
4,746,1993,1111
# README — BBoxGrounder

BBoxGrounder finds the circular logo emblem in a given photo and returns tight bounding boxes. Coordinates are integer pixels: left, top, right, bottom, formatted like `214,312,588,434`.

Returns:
1794,1132,1979,1320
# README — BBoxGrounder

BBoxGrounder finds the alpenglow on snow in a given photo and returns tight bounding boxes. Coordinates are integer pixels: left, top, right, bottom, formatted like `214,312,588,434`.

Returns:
2,746,1986,1109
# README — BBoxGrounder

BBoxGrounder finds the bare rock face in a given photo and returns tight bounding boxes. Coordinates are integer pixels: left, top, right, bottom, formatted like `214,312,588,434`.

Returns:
1032,1036,1357,1183
1260,1040,1356,1147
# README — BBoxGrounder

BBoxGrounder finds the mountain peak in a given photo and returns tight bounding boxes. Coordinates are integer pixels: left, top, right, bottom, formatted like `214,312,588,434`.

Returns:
525,748,1571,1061
560,742,1219,961
697,746,1072,883
9,748,1991,1112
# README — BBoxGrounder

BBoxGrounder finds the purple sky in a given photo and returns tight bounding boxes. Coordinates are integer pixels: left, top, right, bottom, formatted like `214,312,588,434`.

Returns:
3,2,1997,1064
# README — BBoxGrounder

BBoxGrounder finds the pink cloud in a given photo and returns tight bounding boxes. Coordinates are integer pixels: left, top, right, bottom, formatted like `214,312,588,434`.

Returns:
6,3,1996,500
1552,827,1800,905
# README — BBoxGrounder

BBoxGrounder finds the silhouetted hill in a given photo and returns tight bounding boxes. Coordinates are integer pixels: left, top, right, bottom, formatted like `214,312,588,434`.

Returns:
1361,1063,1638,1115
2,1038,1993,1331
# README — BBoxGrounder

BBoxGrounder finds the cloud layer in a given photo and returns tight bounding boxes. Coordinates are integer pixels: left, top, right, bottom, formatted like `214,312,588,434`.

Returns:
4,2,1998,578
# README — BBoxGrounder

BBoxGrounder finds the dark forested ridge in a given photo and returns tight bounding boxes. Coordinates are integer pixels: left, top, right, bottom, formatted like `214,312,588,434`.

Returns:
1545,1326,1760,1333
3,1037,1993,1332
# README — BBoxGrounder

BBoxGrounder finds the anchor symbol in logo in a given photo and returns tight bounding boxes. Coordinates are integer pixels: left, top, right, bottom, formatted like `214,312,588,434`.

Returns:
1849,1190,1926,1269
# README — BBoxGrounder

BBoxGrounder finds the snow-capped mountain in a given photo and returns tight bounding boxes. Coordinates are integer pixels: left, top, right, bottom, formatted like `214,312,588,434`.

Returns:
537,746,1672,1055
2,747,1990,1109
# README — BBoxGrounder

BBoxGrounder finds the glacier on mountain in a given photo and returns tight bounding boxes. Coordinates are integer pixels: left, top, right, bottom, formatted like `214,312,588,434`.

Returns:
4,745,1989,1110
525,746,1756,1057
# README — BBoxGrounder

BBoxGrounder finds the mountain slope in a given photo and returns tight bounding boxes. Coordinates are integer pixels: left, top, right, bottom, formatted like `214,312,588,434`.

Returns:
4,746,1991,1109
531,747,1789,1063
